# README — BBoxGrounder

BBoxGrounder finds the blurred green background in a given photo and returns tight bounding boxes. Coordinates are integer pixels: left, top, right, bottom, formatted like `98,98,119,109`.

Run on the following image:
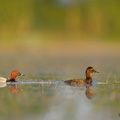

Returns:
0,0,120,67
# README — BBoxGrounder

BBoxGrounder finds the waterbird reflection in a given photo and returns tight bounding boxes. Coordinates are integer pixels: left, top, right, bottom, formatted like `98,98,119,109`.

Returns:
0,80,97,99
85,84,96,99
0,82,23,95
9,84,19,95
0,82,7,88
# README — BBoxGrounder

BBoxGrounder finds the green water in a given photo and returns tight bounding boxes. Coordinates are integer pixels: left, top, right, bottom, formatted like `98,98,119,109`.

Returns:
0,56,120,120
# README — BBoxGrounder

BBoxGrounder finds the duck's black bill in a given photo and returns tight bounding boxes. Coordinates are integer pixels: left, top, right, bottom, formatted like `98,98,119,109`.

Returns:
19,73,25,76
21,74,25,76
94,70,99,73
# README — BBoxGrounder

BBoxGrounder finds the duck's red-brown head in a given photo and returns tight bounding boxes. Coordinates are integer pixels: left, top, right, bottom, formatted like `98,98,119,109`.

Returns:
9,70,24,81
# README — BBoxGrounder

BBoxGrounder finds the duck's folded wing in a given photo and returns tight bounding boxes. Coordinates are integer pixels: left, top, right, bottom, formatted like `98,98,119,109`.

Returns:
0,77,7,82
64,79,85,86
64,79,74,84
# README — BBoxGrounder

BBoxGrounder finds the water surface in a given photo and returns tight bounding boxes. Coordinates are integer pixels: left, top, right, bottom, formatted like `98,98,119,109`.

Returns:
0,56,120,120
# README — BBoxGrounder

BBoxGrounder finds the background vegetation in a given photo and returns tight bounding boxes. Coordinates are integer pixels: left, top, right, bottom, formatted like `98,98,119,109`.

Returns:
0,0,120,41
0,0,119,59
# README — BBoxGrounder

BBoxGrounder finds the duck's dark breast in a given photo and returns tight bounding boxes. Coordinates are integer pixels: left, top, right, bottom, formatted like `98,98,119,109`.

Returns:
6,78,16,82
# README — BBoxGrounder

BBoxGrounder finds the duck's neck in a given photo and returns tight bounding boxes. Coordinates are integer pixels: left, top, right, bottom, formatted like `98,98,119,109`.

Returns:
85,71,92,83
86,75,92,80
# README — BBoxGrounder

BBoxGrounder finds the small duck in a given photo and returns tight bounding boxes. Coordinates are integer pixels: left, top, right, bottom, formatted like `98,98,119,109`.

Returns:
64,66,99,87
0,70,25,82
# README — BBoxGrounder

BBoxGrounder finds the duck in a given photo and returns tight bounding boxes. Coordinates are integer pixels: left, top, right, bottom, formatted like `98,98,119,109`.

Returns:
64,66,99,87
0,70,25,82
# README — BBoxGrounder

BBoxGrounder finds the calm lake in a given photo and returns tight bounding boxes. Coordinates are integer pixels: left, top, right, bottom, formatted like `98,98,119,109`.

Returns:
0,56,120,120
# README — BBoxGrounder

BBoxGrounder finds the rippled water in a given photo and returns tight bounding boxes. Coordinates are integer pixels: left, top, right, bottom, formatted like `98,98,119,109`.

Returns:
0,56,120,120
